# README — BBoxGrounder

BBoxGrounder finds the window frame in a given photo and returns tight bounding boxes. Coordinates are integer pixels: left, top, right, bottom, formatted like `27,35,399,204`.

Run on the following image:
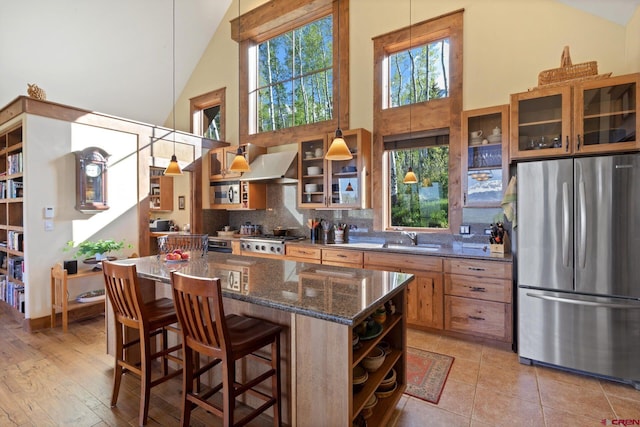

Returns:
372,10,463,234
232,0,349,148
190,87,226,141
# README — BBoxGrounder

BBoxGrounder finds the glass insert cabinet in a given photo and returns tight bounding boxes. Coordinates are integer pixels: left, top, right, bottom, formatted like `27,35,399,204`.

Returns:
461,105,509,207
298,128,372,209
510,73,639,160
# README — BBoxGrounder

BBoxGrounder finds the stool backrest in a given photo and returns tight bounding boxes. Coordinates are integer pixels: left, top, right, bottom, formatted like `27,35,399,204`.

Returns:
171,271,229,358
102,261,146,329
157,234,208,258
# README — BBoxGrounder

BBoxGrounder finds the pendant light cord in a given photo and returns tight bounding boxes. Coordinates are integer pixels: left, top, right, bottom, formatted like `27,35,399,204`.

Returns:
173,0,176,154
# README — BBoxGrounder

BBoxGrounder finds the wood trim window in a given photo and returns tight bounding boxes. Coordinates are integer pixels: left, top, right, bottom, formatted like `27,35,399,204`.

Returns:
372,9,464,233
231,0,349,148
190,87,226,141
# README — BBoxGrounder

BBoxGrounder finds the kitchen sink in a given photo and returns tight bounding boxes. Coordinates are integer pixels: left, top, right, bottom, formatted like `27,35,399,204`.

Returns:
381,243,442,252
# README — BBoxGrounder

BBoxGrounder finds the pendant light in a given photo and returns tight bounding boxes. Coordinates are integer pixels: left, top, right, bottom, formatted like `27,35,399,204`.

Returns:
402,0,416,184
325,0,352,161
164,0,183,175
229,0,251,173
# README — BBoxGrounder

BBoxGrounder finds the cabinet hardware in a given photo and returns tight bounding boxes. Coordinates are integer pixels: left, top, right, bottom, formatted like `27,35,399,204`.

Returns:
468,315,485,321
577,134,582,151
468,267,485,271
565,135,569,152
470,286,486,292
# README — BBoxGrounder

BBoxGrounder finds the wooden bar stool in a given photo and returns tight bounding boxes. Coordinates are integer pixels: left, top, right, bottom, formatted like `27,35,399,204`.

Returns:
171,271,282,427
102,261,182,426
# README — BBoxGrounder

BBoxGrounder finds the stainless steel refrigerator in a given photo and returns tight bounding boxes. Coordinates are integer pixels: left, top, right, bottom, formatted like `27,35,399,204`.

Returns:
517,153,640,390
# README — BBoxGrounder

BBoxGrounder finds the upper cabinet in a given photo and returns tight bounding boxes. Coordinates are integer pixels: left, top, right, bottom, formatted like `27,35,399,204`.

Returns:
461,105,509,207
149,167,173,211
298,128,372,209
510,73,639,160
209,144,266,180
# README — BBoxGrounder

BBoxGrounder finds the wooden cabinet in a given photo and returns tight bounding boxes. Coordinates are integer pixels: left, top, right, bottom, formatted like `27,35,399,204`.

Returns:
510,73,639,160
209,144,266,180
298,128,372,209
149,167,173,211
209,144,267,210
0,123,24,317
462,105,510,207
364,252,444,330
322,248,363,267
285,245,321,263
443,258,513,343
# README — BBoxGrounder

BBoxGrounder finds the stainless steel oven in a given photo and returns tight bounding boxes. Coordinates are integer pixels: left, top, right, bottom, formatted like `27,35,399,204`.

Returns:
207,237,233,253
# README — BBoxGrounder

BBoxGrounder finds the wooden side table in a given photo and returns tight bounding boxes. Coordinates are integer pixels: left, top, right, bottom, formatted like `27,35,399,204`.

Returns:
50,263,104,332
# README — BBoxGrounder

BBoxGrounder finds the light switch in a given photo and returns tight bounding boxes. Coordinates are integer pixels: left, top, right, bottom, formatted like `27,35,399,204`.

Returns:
44,206,55,218
44,219,54,231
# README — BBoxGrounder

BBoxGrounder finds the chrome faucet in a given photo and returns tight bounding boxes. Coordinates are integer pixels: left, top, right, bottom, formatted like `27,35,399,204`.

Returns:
401,231,418,245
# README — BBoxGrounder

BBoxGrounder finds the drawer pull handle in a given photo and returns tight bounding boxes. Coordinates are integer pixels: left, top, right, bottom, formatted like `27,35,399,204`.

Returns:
338,254,347,258
468,315,485,321
469,267,485,271
470,287,486,292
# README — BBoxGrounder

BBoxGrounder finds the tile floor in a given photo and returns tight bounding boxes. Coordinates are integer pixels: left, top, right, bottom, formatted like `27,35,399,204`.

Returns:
391,329,640,427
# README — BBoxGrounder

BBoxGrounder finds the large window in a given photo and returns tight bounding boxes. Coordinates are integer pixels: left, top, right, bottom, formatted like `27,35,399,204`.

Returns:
254,15,333,133
388,39,450,107
372,10,463,232
233,0,348,148
386,133,449,229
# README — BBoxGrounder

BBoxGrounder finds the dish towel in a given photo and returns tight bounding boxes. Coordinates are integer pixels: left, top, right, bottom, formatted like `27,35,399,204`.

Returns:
501,176,517,228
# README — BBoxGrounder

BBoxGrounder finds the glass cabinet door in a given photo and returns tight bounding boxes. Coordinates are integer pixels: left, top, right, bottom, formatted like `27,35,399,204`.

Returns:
575,74,639,154
510,85,572,160
298,135,327,208
462,105,509,207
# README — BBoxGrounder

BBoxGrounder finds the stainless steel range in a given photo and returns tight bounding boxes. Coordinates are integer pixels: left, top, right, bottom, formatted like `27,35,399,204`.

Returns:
240,235,305,256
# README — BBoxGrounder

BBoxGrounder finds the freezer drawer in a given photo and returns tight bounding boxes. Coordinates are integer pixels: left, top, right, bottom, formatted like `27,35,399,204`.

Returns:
518,288,640,388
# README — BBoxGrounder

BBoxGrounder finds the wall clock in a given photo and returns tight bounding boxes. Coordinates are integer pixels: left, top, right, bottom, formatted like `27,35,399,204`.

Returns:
75,147,110,213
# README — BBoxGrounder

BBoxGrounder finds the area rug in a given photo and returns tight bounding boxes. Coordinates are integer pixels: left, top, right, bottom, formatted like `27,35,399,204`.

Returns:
404,347,454,404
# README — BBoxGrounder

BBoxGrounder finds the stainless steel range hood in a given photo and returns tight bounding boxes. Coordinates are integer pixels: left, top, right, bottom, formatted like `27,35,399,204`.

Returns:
239,151,298,184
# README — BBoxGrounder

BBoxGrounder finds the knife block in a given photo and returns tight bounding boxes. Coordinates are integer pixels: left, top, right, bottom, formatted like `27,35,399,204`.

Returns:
490,233,511,254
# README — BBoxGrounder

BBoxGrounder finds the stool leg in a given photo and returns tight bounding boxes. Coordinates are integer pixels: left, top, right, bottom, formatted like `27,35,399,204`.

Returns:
180,346,194,427
223,360,236,427
139,333,152,426
111,323,124,407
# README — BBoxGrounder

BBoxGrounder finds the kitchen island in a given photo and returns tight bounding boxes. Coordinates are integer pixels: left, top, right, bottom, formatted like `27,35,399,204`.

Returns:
116,253,414,426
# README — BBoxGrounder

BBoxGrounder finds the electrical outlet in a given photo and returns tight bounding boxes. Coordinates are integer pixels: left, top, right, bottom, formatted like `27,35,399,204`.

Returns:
459,225,470,234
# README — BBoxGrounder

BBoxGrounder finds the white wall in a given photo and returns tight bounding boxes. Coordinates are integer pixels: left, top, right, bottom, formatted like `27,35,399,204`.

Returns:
24,115,139,319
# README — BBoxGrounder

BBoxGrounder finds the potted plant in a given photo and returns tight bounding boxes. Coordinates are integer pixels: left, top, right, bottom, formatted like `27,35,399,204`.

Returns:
64,239,130,263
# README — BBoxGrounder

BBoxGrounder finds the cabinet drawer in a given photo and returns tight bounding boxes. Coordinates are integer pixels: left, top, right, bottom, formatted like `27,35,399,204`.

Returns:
444,296,512,342
445,274,512,303
286,245,321,261
364,252,442,272
322,249,363,267
444,258,512,280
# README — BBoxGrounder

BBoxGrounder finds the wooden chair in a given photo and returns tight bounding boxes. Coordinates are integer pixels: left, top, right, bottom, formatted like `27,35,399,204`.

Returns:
102,260,182,426
171,271,282,427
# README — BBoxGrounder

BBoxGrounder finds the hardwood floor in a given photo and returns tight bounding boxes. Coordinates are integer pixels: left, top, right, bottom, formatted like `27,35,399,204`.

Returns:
1,313,638,426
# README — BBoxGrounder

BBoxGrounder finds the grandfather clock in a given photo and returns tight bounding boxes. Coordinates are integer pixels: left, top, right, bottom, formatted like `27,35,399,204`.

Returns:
75,147,110,213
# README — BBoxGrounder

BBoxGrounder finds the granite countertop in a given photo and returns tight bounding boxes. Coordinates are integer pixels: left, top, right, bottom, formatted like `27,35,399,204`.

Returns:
288,240,513,262
119,254,413,326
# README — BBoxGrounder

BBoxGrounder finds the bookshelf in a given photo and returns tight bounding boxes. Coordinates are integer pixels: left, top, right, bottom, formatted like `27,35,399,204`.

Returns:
0,123,24,315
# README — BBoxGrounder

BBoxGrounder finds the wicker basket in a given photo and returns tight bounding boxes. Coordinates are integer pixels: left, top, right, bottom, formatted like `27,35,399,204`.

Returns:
537,46,599,86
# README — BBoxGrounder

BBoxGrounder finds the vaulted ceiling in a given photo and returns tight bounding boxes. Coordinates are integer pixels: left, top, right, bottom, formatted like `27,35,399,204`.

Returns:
0,0,637,127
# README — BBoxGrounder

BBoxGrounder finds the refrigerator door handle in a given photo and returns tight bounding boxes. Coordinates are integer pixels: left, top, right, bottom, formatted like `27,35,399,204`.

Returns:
578,179,587,269
562,182,570,267
526,292,640,309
